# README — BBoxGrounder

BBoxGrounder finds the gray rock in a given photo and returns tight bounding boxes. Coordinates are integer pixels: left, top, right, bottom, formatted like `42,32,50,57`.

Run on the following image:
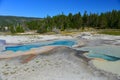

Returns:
0,76,2,80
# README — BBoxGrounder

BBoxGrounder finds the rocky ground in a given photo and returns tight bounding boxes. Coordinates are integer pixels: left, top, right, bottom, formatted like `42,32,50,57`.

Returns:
0,47,118,80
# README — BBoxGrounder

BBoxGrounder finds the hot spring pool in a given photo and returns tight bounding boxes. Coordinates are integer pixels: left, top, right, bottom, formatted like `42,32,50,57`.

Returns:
5,40,75,52
80,46,120,61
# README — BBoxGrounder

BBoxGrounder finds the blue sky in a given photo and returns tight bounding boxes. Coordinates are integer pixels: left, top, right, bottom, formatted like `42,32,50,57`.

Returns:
0,0,120,18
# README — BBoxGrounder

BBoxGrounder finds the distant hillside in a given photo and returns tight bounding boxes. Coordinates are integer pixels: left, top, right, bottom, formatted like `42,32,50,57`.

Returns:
0,15,42,26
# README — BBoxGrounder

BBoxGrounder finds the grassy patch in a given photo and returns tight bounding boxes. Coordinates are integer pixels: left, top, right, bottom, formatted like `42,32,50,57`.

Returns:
98,29,120,35
61,31,79,36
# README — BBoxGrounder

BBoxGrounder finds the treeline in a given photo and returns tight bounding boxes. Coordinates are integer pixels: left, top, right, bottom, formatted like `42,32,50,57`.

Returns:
25,10,120,33
0,10,119,34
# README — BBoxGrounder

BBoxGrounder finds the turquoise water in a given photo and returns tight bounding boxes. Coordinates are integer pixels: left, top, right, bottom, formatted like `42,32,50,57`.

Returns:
5,40,75,52
87,52,120,61
80,46,120,61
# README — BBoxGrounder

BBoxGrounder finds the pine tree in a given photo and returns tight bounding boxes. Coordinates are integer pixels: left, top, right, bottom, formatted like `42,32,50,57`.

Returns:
82,11,88,27
99,13,107,29
10,26,16,34
16,26,24,33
